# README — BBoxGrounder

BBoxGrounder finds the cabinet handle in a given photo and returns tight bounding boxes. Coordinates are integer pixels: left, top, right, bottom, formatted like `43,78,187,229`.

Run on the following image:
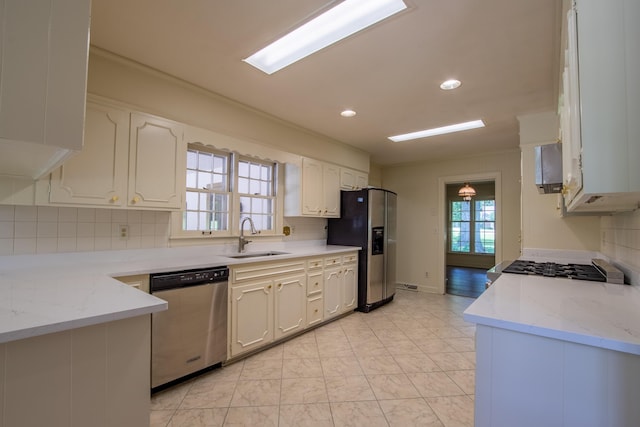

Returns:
131,196,140,204
314,309,318,313
110,195,119,202
268,285,272,289
314,282,319,286
278,283,282,288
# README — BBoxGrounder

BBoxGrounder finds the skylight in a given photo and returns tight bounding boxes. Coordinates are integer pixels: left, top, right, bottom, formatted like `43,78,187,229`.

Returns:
243,0,407,75
388,120,485,142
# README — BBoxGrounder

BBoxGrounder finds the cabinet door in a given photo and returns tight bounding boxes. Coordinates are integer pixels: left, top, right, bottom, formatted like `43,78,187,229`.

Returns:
0,0,90,179
230,279,274,357
323,164,341,217
355,173,368,190
128,113,186,209
342,264,357,313
274,274,307,339
562,8,583,204
324,268,342,319
340,168,368,190
49,102,129,206
301,158,323,215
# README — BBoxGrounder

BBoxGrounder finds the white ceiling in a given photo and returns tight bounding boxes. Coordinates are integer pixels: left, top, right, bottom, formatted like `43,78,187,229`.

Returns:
90,0,562,166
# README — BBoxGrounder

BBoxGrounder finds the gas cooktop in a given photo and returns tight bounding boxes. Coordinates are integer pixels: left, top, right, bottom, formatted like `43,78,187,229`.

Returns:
502,260,609,282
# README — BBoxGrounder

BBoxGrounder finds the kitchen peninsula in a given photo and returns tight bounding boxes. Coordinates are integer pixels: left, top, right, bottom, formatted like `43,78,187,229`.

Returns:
464,273,640,427
0,242,358,427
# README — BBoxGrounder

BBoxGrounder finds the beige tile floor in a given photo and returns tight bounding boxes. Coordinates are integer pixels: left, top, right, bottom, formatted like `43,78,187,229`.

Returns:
150,289,476,427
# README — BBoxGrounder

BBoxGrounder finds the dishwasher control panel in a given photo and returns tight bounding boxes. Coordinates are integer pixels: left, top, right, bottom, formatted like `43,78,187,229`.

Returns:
150,266,229,292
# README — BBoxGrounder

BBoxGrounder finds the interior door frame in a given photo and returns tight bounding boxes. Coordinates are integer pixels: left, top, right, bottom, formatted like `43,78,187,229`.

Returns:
437,172,502,295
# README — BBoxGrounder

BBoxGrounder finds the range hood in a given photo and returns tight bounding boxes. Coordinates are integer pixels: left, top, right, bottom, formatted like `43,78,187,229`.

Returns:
534,143,563,194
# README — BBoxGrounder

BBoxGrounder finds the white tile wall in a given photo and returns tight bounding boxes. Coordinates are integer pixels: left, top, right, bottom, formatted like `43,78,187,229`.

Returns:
0,206,170,256
601,210,640,286
282,216,328,241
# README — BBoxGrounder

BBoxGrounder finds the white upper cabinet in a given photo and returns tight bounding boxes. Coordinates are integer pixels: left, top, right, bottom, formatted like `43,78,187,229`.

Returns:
128,113,186,209
340,167,368,191
46,100,186,210
285,157,341,217
49,102,129,206
561,0,640,213
0,0,91,179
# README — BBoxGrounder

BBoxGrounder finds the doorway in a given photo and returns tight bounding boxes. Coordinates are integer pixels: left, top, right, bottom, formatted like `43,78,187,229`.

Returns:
437,175,501,297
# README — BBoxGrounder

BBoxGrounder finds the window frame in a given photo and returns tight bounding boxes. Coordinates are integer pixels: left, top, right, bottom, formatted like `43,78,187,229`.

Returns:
171,143,283,239
234,155,278,236
448,197,495,255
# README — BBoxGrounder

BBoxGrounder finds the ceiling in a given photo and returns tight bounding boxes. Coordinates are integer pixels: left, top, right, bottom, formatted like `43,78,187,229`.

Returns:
90,0,562,166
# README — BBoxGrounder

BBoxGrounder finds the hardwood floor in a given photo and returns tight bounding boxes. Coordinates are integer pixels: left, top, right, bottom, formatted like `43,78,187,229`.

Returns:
446,266,487,298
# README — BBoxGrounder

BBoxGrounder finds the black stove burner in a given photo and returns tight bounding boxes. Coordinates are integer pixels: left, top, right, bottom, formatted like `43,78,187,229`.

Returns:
503,260,606,282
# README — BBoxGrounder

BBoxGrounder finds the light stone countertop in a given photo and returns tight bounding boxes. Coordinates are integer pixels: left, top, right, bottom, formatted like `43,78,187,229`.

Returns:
463,273,640,355
0,242,360,344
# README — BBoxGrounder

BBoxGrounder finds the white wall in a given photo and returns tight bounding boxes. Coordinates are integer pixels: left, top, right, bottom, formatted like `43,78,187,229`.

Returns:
381,150,522,293
518,112,600,251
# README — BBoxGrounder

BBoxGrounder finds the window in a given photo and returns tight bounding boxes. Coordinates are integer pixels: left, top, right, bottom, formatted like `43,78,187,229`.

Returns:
184,146,230,232
237,157,275,232
449,199,495,254
176,143,279,237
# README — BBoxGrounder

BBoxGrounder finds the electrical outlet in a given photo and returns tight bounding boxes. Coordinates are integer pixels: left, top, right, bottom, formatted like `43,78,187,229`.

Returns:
119,224,129,240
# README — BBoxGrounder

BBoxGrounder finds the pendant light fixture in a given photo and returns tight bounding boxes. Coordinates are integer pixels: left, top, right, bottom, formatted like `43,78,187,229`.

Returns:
458,183,477,201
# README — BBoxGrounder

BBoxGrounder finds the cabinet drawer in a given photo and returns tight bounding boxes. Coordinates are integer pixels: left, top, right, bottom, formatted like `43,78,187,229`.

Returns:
307,271,323,296
307,257,324,270
231,260,306,284
324,256,341,268
342,253,358,264
307,296,324,327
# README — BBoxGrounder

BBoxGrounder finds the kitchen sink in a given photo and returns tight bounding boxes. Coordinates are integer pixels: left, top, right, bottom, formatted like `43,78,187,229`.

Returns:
227,251,290,259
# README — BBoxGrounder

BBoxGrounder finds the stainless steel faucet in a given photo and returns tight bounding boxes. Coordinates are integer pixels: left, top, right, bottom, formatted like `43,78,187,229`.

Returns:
239,217,258,252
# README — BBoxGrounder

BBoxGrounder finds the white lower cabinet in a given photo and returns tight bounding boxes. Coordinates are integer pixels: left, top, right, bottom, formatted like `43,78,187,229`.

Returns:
230,279,274,357
342,263,357,311
274,274,307,339
324,267,342,320
306,267,324,327
324,254,358,320
228,252,358,360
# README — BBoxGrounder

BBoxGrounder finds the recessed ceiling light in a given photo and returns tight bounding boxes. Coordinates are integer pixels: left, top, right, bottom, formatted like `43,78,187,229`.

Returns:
243,0,407,75
388,120,485,142
440,79,462,90
341,109,357,118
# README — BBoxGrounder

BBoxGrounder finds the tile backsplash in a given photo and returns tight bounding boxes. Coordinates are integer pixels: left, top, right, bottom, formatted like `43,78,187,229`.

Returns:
601,209,640,285
0,206,329,256
0,206,170,255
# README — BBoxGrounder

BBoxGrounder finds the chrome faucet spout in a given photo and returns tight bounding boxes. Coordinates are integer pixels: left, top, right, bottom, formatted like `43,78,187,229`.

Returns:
239,217,258,252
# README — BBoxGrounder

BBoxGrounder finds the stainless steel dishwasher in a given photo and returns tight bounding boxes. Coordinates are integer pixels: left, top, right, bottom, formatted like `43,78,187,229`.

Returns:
150,266,228,390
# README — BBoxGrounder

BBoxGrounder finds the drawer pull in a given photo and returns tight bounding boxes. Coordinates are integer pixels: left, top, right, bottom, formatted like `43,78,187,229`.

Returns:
314,309,318,313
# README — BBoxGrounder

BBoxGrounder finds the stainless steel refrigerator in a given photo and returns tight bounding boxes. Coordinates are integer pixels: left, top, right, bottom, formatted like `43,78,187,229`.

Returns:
327,188,397,312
